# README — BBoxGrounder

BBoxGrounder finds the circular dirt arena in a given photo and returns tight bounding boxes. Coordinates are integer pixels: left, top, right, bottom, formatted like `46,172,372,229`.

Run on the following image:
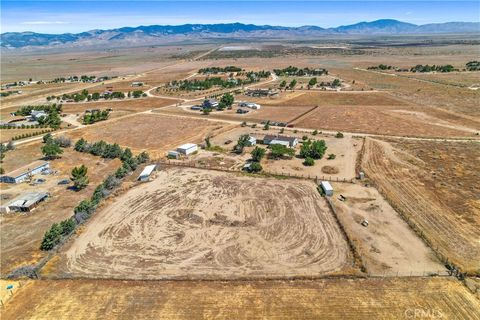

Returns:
59,167,353,279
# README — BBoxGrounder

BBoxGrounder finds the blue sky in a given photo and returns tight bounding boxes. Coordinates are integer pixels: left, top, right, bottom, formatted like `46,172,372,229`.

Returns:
1,1,479,33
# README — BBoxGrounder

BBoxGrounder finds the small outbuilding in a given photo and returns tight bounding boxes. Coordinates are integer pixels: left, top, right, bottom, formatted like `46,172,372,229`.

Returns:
0,160,50,184
138,164,157,182
177,143,198,155
247,136,257,146
320,181,334,196
6,192,49,212
168,150,181,159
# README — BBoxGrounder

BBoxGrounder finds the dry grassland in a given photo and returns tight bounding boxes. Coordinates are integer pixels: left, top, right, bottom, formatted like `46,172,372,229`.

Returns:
66,113,230,157
294,104,473,137
361,138,480,273
48,167,353,279
61,97,180,114
3,278,479,319
0,128,53,143
0,145,120,275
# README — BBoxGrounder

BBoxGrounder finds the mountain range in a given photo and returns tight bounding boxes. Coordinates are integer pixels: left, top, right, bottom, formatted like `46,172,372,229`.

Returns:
2,19,479,49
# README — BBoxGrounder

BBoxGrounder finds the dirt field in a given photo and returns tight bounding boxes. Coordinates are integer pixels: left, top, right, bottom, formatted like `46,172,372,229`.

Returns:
47,167,353,279
0,128,53,143
332,183,445,276
66,113,231,157
361,138,480,274
0,145,120,275
3,277,479,319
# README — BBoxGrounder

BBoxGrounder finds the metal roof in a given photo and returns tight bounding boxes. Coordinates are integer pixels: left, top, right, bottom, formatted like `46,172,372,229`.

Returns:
138,165,156,178
178,143,197,150
8,192,48,208
320,181,333,191
1,160,49,179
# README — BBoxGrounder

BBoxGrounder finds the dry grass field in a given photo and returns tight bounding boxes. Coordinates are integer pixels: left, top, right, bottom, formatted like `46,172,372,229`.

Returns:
66,113,231,157
3,277,479,319
61,97,180,115
47,167,353,279
0,128,53,143
0,145,120,275
294,104,474,137
361,138,480,274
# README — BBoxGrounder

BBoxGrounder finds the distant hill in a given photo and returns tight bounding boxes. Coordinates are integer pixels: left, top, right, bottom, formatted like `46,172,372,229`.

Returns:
1,20,479,49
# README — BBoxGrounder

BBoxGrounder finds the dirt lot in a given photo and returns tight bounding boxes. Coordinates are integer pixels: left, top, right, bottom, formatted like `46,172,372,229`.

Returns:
332,183,445,276
261,134,361,180
361,138,480,274
3,277,479,319
47,167,353,279
0,145,120,275
66,113,231,157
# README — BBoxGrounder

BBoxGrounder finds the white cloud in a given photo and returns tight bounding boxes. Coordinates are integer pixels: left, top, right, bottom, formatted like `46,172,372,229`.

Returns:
21,21,68,25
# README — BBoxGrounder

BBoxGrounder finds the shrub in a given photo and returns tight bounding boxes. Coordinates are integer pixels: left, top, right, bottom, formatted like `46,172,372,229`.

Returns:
250,162,262,172
303,157,315,166
54,136,71,148
327,154,336,160
312,130,318,135
335,132,344,138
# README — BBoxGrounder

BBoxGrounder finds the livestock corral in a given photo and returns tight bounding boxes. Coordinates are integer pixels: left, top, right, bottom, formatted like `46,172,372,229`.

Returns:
45,167,354,279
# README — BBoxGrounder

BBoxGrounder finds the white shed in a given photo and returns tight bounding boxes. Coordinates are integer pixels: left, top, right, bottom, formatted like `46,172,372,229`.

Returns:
320,181,333,196
248,136,257,146
138,164,157,181
177,143,198,155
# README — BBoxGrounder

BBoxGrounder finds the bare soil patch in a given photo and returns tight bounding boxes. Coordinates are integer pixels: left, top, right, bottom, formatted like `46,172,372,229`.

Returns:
49,167,353,279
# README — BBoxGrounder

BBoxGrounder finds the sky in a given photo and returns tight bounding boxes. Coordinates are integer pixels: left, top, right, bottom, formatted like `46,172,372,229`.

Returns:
1,1,479,34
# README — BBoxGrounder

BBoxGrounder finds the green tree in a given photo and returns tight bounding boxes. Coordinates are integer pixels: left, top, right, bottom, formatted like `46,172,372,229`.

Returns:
121,148,133,161
59,218,76,235
136,151,149,164
42,132,53,143
335,132,344,138
220,93,234,108
263,121,270,130
288,79,297,89
308,77,317,86
74,138,88,152
234,134,250,154
71,164,89,190
251,146,266,162
269,144,295,159
40,223,62,250
332,79,341,87
42,140,63,159
279,80,287,88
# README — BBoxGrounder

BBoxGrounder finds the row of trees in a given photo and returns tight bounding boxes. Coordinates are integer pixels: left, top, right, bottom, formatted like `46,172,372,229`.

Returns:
410,64,456,73
466,61,480,71
10,129,52,141
0,124,49,129
47,89,145,103
198,66,243,74
83,110,110,125
274,66,328,77
40,139,150,251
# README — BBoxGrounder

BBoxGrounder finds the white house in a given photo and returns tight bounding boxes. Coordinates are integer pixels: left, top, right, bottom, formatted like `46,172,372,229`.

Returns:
320,181,334,196
0,161,50,184
138,164,157,182
248,136,257,146
177,143,198,155
263,135,298,148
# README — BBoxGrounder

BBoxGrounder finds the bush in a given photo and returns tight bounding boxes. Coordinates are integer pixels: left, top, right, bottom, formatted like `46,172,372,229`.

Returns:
312,130,318,135
335,132,344,138
42,133,53,143
251,146,266,162
303,157,315,166
250,162,262,172
327,154,336,160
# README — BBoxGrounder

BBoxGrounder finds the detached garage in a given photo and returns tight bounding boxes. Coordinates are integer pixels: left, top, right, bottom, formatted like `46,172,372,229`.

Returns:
177,143,198,155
